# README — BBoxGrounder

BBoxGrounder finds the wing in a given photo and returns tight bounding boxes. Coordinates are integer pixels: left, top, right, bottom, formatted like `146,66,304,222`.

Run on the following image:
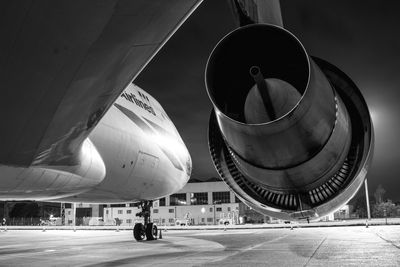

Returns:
229,0,283,27
0,0,202,166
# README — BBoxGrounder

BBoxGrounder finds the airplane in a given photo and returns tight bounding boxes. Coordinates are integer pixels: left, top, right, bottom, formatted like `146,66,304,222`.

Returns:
0,0,202,241
0,0,373,241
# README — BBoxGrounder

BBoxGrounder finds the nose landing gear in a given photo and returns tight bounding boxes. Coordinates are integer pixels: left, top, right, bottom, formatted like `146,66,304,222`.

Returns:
133,201,158,241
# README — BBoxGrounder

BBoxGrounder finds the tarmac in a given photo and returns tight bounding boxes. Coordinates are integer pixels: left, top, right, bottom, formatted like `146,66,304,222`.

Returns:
0,224,399,266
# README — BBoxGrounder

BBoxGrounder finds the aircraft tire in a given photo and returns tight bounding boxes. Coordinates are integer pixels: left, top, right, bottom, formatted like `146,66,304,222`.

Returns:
133,223,145,241
145,223,158,240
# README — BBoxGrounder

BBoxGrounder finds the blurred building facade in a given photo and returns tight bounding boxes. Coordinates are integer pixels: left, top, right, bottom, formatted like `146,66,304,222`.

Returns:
63,178,242,226
2,178,372,226
151,178,240,226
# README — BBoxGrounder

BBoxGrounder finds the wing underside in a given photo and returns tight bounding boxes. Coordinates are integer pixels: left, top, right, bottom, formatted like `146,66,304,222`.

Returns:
0,0,202,166
229,0,283,27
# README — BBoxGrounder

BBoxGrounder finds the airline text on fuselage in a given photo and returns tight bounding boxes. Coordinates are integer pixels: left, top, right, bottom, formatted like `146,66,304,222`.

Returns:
121,92,156,116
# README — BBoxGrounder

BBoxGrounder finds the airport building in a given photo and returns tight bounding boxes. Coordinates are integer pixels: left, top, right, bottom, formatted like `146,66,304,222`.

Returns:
63,178,243,226
151,178,241,226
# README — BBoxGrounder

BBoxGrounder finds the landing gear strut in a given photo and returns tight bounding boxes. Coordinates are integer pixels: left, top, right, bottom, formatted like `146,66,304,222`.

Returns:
133,201,158,241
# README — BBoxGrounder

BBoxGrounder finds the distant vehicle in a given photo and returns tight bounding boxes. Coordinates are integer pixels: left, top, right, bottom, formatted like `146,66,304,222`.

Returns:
39,215,59,226
175,219,190,226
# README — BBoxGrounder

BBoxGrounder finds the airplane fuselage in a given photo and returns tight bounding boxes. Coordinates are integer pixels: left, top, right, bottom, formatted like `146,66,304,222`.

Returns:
0,84,191,203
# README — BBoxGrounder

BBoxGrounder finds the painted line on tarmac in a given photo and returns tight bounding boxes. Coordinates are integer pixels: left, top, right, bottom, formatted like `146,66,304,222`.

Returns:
375,232,400,249
192,231,255,236
235,234,289,253
189,233,292,265
139,236,226,266
303,237,327,267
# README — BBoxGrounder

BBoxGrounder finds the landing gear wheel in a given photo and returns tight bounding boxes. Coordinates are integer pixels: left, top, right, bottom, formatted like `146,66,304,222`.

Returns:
133,201,157,241
145,223,158,240
133,223,145,241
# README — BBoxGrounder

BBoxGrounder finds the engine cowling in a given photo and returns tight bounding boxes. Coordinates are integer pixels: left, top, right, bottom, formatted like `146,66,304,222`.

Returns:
205,24,373,221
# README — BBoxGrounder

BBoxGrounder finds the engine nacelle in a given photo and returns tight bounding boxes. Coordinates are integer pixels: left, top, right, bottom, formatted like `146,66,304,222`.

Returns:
205,24,373,220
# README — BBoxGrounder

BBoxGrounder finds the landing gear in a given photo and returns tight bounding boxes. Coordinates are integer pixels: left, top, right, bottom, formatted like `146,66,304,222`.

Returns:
145,222,158,240
133,223,146,241
133,201,158,241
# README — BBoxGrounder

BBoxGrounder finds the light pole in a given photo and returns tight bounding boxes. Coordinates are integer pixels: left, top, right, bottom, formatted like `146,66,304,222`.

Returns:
213,204,216,225
364,179,371,220
384,208,387,225
174,206,177,223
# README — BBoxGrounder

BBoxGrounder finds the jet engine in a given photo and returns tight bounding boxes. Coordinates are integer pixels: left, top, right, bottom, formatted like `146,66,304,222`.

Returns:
205,24,373,220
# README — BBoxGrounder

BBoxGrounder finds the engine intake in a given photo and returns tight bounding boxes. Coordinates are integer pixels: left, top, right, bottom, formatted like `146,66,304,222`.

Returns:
206,24,373,220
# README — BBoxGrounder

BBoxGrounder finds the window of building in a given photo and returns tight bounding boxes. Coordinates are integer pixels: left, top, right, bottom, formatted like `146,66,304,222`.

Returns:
105,210,109,215
209,207,213,212
68,211,71,215
207,218,213,222
127,210,132,214
153,209,159,213
227,207,231,212
126,219,132,224
213,191,230,204
118,210,123,214
153,219,159,224
162,219,165,223
235,196,241,203
169,218,175,223
216,207,222,212
201,218,205,222
168,209,174,213
170,193,187,206
190,192,208,205
159,197,166,206
111,204,126,207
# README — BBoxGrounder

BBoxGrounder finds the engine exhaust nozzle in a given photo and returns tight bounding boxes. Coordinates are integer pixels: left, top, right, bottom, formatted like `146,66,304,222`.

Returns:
205,24,351,191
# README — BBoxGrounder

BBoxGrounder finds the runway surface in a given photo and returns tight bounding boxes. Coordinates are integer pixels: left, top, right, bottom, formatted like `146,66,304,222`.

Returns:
0,226,399,266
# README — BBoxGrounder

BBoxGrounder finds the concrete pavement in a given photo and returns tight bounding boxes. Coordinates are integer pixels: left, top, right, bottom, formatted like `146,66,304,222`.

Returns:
0,226,399,266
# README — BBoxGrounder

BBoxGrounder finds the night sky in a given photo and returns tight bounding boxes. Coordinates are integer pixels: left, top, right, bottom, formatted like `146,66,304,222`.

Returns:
136,1,400,202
